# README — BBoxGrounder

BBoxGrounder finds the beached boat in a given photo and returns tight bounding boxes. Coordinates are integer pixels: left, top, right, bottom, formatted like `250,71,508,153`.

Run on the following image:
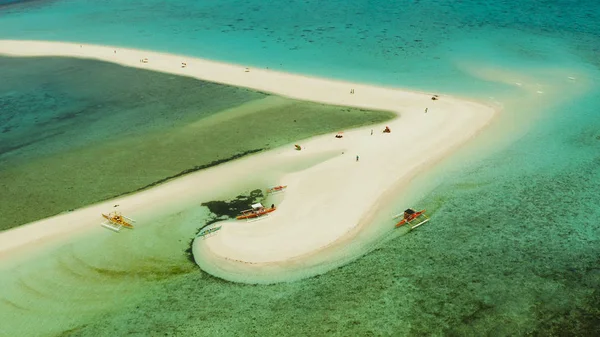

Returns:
393,208,429,230
236,203,276,221
100,212,135,232
197,225,222,238
266,185,287,194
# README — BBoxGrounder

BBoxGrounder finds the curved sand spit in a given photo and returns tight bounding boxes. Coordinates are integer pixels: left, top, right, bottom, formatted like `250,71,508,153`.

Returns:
0,40,496,282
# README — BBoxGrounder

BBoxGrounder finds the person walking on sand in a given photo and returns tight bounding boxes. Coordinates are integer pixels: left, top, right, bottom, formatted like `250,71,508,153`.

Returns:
356,155,359,162
425,107,428,113
371,129,373,135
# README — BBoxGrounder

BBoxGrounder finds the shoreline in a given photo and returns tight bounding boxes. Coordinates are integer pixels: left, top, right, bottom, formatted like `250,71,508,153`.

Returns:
194,99,496,283
0,40,497,282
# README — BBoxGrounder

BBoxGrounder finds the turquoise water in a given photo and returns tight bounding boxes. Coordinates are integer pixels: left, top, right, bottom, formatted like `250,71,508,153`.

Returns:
1,0,598,93
1,0,599,335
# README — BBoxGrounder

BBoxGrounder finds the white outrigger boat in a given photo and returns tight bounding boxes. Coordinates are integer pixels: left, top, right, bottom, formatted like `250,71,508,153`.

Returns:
197,225,222,239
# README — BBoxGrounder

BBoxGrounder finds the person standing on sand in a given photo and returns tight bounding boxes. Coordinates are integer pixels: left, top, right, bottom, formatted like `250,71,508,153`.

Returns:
371,129,373,135
356,155,359,162
425,108,428,113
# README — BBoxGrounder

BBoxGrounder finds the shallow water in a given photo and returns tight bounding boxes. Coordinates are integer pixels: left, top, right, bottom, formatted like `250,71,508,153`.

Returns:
1,0,599,335
17,82,592,337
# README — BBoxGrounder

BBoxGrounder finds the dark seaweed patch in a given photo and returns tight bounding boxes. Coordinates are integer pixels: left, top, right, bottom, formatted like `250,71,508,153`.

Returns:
201,189,264,218
184,189,265,263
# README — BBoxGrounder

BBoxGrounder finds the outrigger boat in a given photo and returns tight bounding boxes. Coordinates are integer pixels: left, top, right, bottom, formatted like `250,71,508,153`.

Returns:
393,208,429,230
236,203,276,222
197,225,222,239
100,211,136,232
266,185,287,194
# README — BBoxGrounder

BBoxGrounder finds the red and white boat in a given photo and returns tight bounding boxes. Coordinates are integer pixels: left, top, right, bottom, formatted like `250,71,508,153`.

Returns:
393,208,429,230
236,203,276,222
266,185,287,194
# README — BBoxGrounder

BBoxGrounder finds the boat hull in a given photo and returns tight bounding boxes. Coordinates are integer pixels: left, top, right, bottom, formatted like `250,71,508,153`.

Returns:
236,207,276,220
102,213,134,228
394,210,426,228
267,185,287,193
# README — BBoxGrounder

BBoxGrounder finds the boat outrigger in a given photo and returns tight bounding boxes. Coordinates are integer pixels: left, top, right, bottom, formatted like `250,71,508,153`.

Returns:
394,208,429,230
266,185,287,194
236,203,276,222
100,212,136,232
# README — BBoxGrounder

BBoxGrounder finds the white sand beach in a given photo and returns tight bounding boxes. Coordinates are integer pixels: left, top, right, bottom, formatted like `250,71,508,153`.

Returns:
0,41,496,278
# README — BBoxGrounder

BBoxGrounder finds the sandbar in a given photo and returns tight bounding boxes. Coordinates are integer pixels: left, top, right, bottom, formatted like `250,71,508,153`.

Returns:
0,40,496,281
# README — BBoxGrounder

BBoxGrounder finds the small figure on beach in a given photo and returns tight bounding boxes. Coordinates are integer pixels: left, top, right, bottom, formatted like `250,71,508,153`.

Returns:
350,88,355,94
356,155,359,162
271,203,275,209
383,126,391,133
425,108,428,113
371,129,373,135
114,50,116,54
181,62,187,68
